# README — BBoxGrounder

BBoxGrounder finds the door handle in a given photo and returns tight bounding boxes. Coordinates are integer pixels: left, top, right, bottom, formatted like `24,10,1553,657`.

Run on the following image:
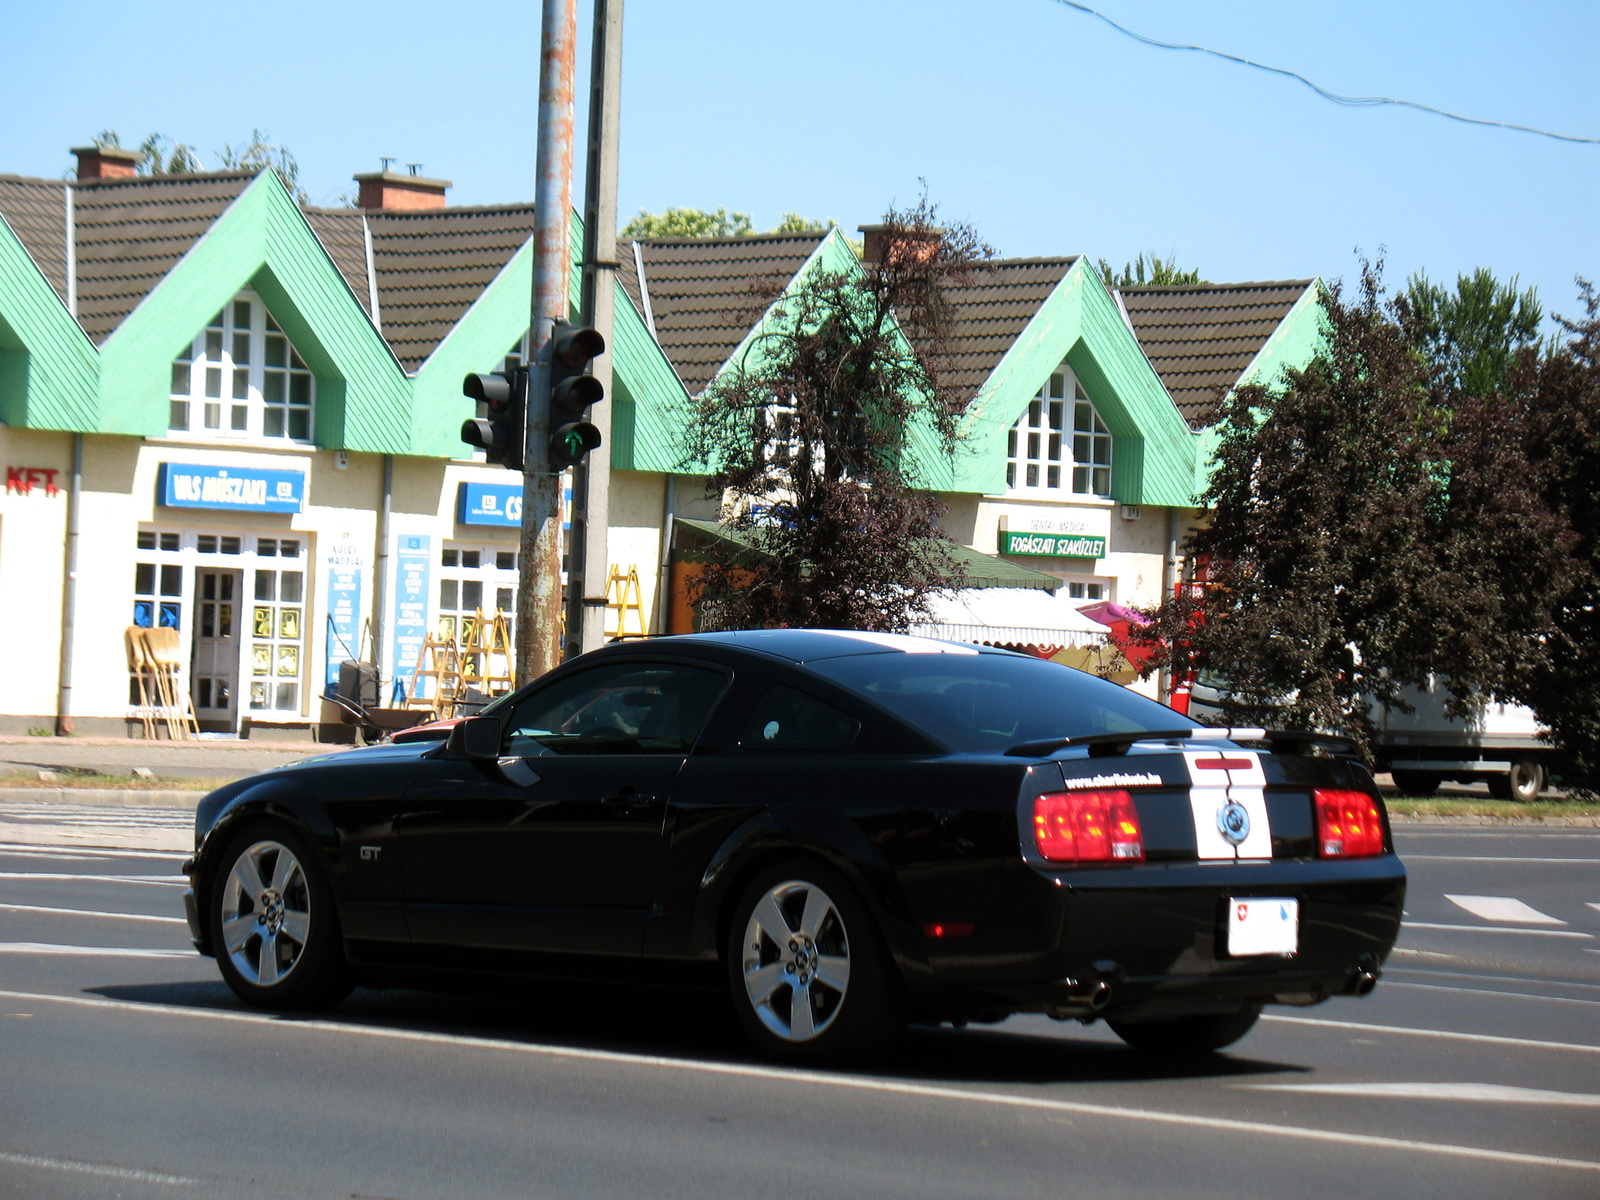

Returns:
602,789,661,809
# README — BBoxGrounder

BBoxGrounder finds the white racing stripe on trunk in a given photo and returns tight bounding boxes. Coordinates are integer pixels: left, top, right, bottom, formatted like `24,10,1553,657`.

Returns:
0,986,1594,1174
1183,751,1271,860
1240,1082,1600,1107
1447,895,1566,925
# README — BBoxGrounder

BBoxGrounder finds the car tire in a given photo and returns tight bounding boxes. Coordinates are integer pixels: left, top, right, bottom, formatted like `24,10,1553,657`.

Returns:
1487,756,1545,803
1107,1002,1263,1054
208,820,352,1011
725,857,904,1065
1390,770,1442,796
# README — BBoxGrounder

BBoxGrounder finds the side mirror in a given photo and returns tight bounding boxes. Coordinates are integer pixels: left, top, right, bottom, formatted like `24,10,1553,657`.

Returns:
448,715,503,760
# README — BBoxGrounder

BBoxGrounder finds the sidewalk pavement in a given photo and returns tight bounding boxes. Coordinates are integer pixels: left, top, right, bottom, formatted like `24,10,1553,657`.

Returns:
0,733,347,782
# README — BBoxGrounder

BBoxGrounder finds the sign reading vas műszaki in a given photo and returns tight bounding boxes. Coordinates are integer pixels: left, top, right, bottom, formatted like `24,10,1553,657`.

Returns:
999,530,1107,558
158,464,305,513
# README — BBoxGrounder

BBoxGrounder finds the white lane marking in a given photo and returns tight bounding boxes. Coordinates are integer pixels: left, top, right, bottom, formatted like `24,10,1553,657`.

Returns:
0,1149,197,1185
1262,1014,1600,1054
1387,967,1600,994
0,942,192,959
0,843,185,861
0,902,187,926
1404,856,1600,864
1589,903,1600,915
0,987,1594,1175
1446,895,1566,925
1240,1082,1600,1107
1401,922,1590,939
0,872,186,885
1381,980,1600,1007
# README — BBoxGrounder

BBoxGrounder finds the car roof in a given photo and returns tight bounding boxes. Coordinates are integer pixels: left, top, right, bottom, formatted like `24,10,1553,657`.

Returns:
644,629,1008,665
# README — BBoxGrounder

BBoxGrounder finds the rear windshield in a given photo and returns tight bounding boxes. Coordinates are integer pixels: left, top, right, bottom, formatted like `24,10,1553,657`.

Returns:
806,652,1196,753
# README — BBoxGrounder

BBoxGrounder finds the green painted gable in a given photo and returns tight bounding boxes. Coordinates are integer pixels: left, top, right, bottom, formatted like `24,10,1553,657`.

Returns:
952,259,1199,506
0,213,97,430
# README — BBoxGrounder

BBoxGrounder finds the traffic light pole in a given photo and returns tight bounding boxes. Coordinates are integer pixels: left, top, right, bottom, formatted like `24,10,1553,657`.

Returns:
569,0,623,655
518,0,578,684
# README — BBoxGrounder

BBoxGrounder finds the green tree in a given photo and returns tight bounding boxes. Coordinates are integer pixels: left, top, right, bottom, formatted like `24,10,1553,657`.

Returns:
621,206,754,238
91,128,307,203
1097,253,1206,288
682,199,993,631
1404,267,1543,397
1133,261,1451,756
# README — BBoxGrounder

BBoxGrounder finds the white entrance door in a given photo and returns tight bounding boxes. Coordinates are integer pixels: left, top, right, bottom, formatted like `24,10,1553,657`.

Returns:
192,568,243,728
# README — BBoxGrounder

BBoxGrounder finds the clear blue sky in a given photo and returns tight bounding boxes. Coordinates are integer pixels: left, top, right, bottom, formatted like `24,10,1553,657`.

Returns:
4,1,1595,324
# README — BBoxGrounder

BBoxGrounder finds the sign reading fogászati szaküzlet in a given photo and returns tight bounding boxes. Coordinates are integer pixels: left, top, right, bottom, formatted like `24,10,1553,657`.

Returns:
159,464,305,513
1000,531,1106,558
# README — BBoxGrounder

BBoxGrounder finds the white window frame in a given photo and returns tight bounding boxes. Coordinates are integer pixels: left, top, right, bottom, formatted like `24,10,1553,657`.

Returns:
1005,364,1114,498
168,289,315,443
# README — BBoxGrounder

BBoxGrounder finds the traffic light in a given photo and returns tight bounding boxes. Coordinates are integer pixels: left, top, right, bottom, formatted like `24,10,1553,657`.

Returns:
461,366,527,471
546,321,605,470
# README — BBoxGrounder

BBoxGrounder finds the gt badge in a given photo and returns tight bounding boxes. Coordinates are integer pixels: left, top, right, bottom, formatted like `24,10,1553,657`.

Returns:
1216,801,1251,847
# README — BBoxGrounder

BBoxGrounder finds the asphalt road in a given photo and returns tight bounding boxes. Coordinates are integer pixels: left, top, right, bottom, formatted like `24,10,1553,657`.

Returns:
0,811,1594,1200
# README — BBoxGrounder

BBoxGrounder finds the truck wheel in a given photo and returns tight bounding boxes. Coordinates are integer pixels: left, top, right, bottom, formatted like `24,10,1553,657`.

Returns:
1390,770,1441,796
1488,757,1545,803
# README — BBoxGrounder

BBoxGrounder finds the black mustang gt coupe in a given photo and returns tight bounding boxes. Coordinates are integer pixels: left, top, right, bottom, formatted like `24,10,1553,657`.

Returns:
183,629,1405,1062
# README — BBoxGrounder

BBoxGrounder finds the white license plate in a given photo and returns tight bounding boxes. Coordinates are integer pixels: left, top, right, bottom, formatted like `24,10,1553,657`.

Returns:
1227,897,1298,956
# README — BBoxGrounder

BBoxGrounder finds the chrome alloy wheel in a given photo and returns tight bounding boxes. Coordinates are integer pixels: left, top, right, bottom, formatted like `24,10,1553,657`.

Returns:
740,879,852,1042
219,839,311,988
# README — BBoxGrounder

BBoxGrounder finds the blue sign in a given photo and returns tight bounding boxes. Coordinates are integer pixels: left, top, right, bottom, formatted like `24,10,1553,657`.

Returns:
324,540,363,690
390,534,431,703
457,482,523,527
159,463,304,513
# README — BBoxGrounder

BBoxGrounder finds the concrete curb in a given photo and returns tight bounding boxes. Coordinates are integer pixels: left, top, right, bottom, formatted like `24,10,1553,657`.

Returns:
1390,812,1600,827
0,787,205,811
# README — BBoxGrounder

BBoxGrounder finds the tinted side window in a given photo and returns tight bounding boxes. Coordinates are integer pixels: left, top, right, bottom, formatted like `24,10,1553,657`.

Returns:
740,686,860,751
503,662,727,756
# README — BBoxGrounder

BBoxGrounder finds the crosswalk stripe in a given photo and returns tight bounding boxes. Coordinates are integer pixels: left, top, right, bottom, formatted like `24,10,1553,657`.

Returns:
1445,895,1565,925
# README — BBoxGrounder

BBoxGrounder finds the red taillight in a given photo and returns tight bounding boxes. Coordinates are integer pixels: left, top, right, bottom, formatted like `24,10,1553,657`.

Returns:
1314,788,1386,858
1034,789,1144,863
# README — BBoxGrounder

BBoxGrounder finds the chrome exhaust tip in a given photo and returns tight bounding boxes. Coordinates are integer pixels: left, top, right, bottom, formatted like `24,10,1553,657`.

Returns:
1354,969,1379,997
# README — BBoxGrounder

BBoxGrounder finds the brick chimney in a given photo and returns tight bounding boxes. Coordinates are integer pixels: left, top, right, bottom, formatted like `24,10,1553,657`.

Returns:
71,145,142,181
353,169,451,212
858,222,943,268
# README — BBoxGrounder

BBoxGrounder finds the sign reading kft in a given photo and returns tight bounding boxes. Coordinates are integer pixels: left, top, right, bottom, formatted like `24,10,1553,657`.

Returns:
158,464,305,513
457,482,523,527
6,467,62,496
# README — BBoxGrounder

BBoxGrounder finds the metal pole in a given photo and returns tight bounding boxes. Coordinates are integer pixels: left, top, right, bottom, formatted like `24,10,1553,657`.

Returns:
518,0,578,683
569,0,623,655
54,432,82,735
371,454,392,672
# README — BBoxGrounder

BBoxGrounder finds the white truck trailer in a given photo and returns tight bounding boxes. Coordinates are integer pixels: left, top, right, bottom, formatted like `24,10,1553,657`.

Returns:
1188,673,1553,801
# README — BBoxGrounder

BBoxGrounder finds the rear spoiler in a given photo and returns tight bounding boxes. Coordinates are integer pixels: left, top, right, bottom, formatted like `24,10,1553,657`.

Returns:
1005,727,1358,759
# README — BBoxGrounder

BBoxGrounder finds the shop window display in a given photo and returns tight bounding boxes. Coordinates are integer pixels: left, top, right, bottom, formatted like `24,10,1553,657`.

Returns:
250,538,304,713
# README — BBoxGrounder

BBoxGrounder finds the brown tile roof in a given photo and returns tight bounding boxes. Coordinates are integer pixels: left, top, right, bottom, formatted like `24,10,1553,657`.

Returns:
301,209,372,320
0,175,69,303
935,256,1077,400
1118,280,1316,423
618,233,826,394
71,171,256,343
364,206,538,372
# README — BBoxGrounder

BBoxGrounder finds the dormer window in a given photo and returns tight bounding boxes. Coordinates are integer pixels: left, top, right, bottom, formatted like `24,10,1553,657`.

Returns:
1005,364,1112,497
169,290,314,442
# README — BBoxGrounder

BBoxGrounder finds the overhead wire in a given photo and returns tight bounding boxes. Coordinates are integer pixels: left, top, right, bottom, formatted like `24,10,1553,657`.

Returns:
1049,0,1598,146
